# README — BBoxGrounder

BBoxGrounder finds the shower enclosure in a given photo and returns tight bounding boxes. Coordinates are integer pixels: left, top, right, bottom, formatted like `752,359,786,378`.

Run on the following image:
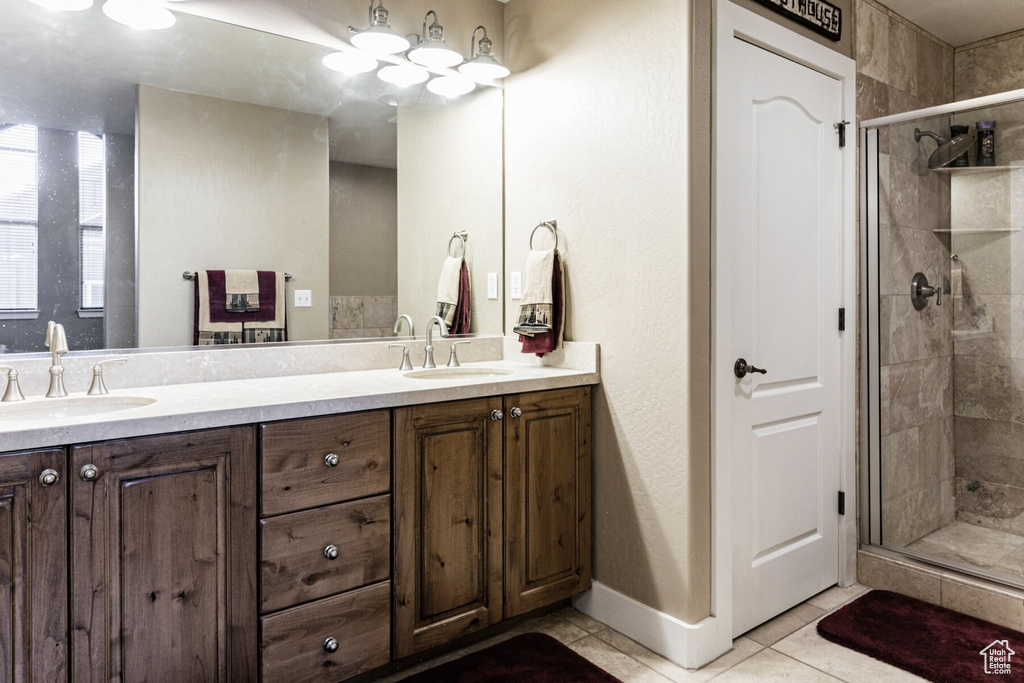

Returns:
862,89,1024,586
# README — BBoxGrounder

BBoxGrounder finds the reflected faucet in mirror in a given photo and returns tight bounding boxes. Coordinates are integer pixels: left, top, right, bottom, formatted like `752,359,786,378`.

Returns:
394,314,415,338
44,322,70,398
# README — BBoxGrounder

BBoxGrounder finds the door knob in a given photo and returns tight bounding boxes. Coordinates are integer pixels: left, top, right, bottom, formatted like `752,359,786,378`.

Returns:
324,545,339,560
324,453,340,468
509,407,522,418
734,359,767,378
80,464,99,481
323,637,339,653
39,469,60,487
491,410,504,421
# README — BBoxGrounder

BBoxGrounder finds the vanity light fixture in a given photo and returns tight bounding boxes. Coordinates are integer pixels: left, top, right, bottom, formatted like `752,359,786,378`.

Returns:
27,0,93,11
427,75,475,98
459,26,509,80
407,11,463,68
378,63,429,87
322,49,378,75
349,0,410,55
103,0,175,30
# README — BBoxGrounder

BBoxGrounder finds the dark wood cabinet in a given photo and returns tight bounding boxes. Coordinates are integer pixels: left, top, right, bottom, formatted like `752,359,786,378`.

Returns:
69,427,257,682
393,386,593,657
393,397,505,658
0,449,67,683
504,387,592,617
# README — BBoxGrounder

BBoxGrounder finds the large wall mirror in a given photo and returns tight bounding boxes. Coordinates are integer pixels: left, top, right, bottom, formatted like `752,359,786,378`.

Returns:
0,0,505,354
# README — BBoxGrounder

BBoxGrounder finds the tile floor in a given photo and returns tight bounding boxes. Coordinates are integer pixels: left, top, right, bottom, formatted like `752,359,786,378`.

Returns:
908,521,1024,580
378,582,931,681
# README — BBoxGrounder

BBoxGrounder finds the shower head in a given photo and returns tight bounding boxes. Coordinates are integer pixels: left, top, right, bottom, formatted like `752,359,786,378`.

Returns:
914,127,977,169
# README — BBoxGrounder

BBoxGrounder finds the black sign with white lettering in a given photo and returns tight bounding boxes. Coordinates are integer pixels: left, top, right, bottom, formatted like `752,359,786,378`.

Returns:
751,0,843,42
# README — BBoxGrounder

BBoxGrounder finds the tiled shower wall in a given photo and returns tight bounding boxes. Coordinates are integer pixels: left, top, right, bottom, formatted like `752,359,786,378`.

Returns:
329,295,398,339
856,0,957,545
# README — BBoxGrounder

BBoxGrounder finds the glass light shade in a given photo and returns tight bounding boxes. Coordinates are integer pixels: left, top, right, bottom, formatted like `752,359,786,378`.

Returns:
322,51,378,75
407,42,463,68
350,26,410,55
427,75,475,98
459,53,510,80
28,0,93,10
377,64,428,87
103,0,175,29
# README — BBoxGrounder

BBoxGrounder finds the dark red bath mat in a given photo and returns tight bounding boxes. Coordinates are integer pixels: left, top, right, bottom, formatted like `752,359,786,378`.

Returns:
398,632,623,683
818,589,1024,681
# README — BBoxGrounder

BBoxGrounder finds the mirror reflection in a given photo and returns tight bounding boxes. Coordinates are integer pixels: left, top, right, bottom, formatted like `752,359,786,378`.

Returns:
0,0,504,354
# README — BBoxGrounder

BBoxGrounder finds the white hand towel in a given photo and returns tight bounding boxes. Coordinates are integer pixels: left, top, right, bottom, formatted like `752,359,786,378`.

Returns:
224,269,260,312
436,256,462,305
521,249,555,305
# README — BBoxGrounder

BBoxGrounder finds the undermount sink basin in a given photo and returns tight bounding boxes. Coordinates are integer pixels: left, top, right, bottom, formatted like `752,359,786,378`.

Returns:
404,367,513,380
0,395,156,422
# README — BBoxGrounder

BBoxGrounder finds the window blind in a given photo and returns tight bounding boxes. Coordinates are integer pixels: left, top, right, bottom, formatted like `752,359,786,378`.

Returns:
0,124,38,311
79,132,104,310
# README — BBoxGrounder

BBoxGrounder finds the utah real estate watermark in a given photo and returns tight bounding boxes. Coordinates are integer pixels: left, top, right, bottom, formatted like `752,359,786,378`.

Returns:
981,640,1015,675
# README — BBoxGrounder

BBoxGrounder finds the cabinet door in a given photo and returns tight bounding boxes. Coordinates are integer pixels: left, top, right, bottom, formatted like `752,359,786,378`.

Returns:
504,387,592,617
393,397,503,658
0,449,66,683
70,428,257,682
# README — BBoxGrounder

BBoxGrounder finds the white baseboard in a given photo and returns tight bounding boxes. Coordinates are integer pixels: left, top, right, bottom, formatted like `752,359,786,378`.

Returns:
572,582,731,669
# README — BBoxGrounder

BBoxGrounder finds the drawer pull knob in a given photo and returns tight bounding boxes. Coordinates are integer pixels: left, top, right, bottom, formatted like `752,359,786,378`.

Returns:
510,407,523,418
80,464,99,482
39,469,60,487
324,637,339,653
324,544,339,560
324,453,340,468
491,410,503,421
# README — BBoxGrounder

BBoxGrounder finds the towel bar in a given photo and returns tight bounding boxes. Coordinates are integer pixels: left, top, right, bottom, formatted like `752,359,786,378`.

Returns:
529,220,558,252
448,231,468,259
183,271,292,281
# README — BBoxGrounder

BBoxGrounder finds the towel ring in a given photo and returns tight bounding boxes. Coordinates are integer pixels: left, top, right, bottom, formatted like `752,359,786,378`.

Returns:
448,231,468,259
529,220,559,252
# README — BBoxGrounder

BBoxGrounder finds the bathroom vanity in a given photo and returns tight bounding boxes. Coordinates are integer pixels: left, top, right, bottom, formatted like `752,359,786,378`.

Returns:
0,343,596,681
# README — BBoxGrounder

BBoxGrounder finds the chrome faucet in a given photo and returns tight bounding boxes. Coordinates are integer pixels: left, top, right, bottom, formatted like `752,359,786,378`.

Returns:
45,321,69,398
423,316,448,369
393,314,414,338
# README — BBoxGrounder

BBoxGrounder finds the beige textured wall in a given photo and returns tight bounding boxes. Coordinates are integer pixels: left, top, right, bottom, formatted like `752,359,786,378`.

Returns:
329,162,397,297
397,87,504,336
955,29,1024,101
504,0,710,622
137,85,329,347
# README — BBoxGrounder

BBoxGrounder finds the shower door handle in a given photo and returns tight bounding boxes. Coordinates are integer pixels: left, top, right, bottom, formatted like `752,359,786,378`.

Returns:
734,359,767,378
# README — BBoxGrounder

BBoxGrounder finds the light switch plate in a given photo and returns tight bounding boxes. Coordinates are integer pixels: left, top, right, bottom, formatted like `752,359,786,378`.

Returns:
487,272,498,299
510,271,522,300
294,290,312,307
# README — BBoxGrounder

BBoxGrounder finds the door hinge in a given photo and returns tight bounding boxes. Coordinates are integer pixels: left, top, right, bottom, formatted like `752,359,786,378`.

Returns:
838,308,846,331
834,121,850,148
838,491,846,516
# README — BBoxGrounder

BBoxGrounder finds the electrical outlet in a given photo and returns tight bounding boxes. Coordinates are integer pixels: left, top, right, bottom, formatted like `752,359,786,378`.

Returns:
510,271,522,300
294,290,312,308
487,272,498,299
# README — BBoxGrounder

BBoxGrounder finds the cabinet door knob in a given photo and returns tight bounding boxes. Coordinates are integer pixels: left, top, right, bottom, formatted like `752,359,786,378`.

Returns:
324,453,340,468
324,544,339,560
509,407,522,418
490,410,503,421
80,464,99,482
38,469,60,487
323,637,339,653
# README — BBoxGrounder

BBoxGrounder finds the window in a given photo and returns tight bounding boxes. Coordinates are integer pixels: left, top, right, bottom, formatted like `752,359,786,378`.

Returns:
79,132,104,311
0,124,38,312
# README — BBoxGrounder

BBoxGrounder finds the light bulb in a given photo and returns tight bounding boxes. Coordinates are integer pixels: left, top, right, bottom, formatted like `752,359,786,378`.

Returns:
351,27,410,55
377,64,428,87
322,51,378,75
427,75,475,98
103,0,175,29
28,0,93,10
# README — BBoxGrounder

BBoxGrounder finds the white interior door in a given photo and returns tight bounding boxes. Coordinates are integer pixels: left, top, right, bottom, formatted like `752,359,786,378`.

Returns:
719,36,844,637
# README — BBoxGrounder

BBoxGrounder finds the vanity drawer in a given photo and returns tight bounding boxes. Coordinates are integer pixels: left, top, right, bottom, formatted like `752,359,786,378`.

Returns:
260,495,390,613
260,411,390,515
260,581,390,683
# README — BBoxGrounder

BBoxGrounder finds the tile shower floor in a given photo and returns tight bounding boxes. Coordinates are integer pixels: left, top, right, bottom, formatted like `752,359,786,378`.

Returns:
377,583,930,681
907,521,1024,581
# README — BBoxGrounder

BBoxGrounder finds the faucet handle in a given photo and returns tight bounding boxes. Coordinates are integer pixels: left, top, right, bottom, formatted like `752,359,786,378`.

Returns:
0,365,25,402
388,344,414,372
447,341,471,368
88,357,128,396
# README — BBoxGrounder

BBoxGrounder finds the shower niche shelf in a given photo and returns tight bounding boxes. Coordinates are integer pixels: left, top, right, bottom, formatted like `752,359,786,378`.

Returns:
933,165,1024,175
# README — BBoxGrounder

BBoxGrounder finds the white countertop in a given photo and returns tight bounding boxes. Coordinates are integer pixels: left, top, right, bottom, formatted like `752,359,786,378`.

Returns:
0,359,599,452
